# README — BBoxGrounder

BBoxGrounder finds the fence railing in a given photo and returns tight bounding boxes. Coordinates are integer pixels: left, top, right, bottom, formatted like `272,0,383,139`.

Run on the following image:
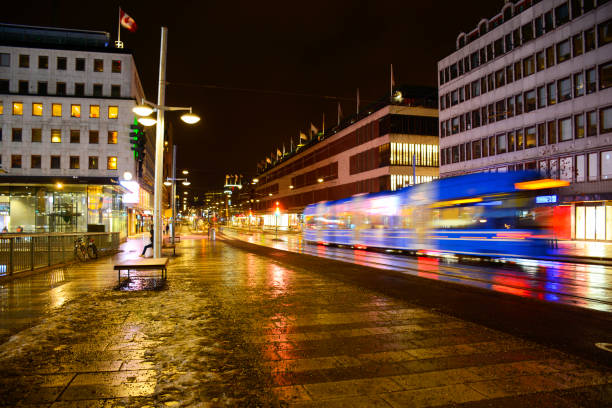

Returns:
0,232,120,277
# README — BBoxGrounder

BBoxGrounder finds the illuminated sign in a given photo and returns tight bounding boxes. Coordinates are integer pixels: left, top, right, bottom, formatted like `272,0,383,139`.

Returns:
536,195,557,204
120,181,140,204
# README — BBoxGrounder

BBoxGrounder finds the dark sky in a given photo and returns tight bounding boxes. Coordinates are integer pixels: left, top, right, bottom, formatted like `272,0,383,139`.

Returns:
5,0,503,191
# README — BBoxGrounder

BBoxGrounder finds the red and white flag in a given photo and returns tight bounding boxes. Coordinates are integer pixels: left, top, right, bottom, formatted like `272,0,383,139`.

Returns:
120,9,138,32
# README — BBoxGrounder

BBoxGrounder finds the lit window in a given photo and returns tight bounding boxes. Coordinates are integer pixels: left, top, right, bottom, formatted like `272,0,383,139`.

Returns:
558,118,572,141
601,106,612,134
70,156,80,169
12,102,23,115
107,156,117,170
108,106,118,119
32,103,43,116
94,59,103,72
107,131,118,144
71,104,81,118
89,156,98,169
112,60,121,73
0,101,3,115
51,129,61,143
90,105,100,118
52,103,62,117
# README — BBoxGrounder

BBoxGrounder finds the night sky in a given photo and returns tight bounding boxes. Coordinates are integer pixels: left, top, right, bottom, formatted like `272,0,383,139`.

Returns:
5,0,501,192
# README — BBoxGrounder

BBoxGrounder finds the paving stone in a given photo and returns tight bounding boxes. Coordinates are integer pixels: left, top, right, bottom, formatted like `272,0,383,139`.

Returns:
380,383,487,407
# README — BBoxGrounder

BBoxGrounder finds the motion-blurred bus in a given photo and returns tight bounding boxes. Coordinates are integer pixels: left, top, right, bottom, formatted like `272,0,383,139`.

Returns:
303,172,568,259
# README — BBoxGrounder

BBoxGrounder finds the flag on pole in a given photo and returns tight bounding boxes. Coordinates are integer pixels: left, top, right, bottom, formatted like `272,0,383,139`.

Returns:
266,157,272,164
120,9,138,32
337,101,342,126
282,144,286,156
357,88,360,114
300,132,308,141
276,148,282,158
310,123,318,138
322,112,325,135
290,138,294,152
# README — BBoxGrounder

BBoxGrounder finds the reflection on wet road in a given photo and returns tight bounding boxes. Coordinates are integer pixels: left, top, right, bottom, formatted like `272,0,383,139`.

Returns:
223,230,612,312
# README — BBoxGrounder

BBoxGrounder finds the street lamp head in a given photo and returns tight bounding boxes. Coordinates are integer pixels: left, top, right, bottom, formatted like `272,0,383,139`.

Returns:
132,104,154,117
138,116,157,126
182,181,191,186
182,170,189,175
180,112,200,124
163,180,172,186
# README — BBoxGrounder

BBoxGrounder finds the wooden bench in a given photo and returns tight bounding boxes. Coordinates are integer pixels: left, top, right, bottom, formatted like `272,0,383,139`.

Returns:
113,257,168,285
162,243,176,255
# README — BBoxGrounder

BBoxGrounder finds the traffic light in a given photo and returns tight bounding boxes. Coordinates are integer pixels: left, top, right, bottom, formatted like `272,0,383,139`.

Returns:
129,121,146,162
274,201,280,216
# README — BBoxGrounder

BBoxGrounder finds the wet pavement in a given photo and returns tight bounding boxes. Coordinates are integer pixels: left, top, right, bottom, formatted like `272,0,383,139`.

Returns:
222,228,612,313
0,231,610,407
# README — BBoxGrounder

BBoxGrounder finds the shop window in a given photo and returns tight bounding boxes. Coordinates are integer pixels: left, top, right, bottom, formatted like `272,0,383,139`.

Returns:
89,156,98,169
57,56,66,70
537,86,546,109
536,51,545,71
31,155,41,169
18,54,29,68
599,61,612,90
32,102,42,116
556,40,571,63
526,126,536,149
75,58,85,71
558,77,572,102
576,155,585,182
108,106,118,119
31,128,41,143
90,105,100,118
599,19,612,47
588,152,598,181
508,131,516,152
107,156,117,170
574,72,585,97
538,123,547,146
70,156,80,169
94,59,104,72
585,28,596,52
11,155,21,168
496,134,507,154
12,128,22,142
601,106,612,134
70,130,80,143
548,121,557,144
50,156,60,169
89,130,99,144
573,33,584,57
12,102,23,115
107,131,118,144
586,68,597,93
575,114,585,139
587,110,597,136
52,103,62,117
51,129,61,143
559,117,573,141
546,46,555,68
524,89,536,112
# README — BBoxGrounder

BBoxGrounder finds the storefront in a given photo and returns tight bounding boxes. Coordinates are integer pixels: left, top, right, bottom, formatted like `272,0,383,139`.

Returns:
0,183,127,238
573,201,612,241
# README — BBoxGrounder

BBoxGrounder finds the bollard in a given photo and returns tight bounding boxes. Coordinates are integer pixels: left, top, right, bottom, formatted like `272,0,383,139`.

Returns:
210,227,216,240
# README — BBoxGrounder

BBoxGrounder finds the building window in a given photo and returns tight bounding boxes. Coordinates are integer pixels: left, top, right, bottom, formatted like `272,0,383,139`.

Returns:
602,151,612,180
497,134,507,154
513,28,520,48
547,83,557,105
526,126,536,149
538,123,547,146
589,152,598,181
112,59,121,73
111,85,121,98
548,121,557,144
507,131,515,152
94,59,104,72
51,129,61,143
71,104,81,118
574,72,585,97
32,103,43,116
90,105,100,118
557,40,571,64
472,140,481,159
495,69,505,88
555,2,570,26
12,128,22,142
586,68,597,93
524,90,536,112
38,55,48,69
0,53,9,66
576,154,585,182
523,56,535,76
560,157,573,181
494,38,504,56
31,155,41,169
75,58,85,71
575,114,585,139
93,84,103,97
18,54,29,68
12,102,23,115
31,128,41,142
535,15,544,38
599,62,612,90
56,82,66,95
108,106,118,119
546,46,555,68
536,51,545,71
52,103,62,117
37,81,47,95
106,130,118,144
506,65,514,84
559,117,572,141
521,22,534,43
558,77,572,102
75,83,85,96
11,155,21,168
599,19,612,47
487,73,494,91
88,156,98,169
70,156,80,169
471,80,480,97
18,80,28,94
601,106,612,134
0,80,8,93
505,33,513,51
516,129,524,151
70,129,80,143
585,28,596,52
537,86,546,109
496,100,506,121
89,130,99,144
50,156,60,169
57,56,66,70
573,33,584,57
587,110,597,136
544,11,554,32
514,94,522,115
107,156,118,170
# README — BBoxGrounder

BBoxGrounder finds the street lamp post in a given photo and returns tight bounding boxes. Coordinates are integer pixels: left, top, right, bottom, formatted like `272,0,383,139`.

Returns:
133,27,200,258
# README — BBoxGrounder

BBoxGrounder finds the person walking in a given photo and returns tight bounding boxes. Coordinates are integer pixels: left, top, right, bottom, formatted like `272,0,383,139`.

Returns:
140,228,153,257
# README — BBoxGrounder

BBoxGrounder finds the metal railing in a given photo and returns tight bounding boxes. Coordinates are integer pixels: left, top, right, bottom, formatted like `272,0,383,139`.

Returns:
0,232,120,277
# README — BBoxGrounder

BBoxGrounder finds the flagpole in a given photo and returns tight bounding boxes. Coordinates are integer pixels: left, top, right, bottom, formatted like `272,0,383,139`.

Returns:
357,88,360,115
117,7,121,43
322,112,325,135
390,64,393,101
337,101,341,126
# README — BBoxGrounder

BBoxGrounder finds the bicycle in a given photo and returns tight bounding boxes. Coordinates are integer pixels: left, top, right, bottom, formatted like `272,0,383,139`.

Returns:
74,236,98,261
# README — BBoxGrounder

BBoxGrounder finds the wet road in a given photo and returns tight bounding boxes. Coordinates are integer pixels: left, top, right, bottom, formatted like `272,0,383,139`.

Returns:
223,229,612,313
